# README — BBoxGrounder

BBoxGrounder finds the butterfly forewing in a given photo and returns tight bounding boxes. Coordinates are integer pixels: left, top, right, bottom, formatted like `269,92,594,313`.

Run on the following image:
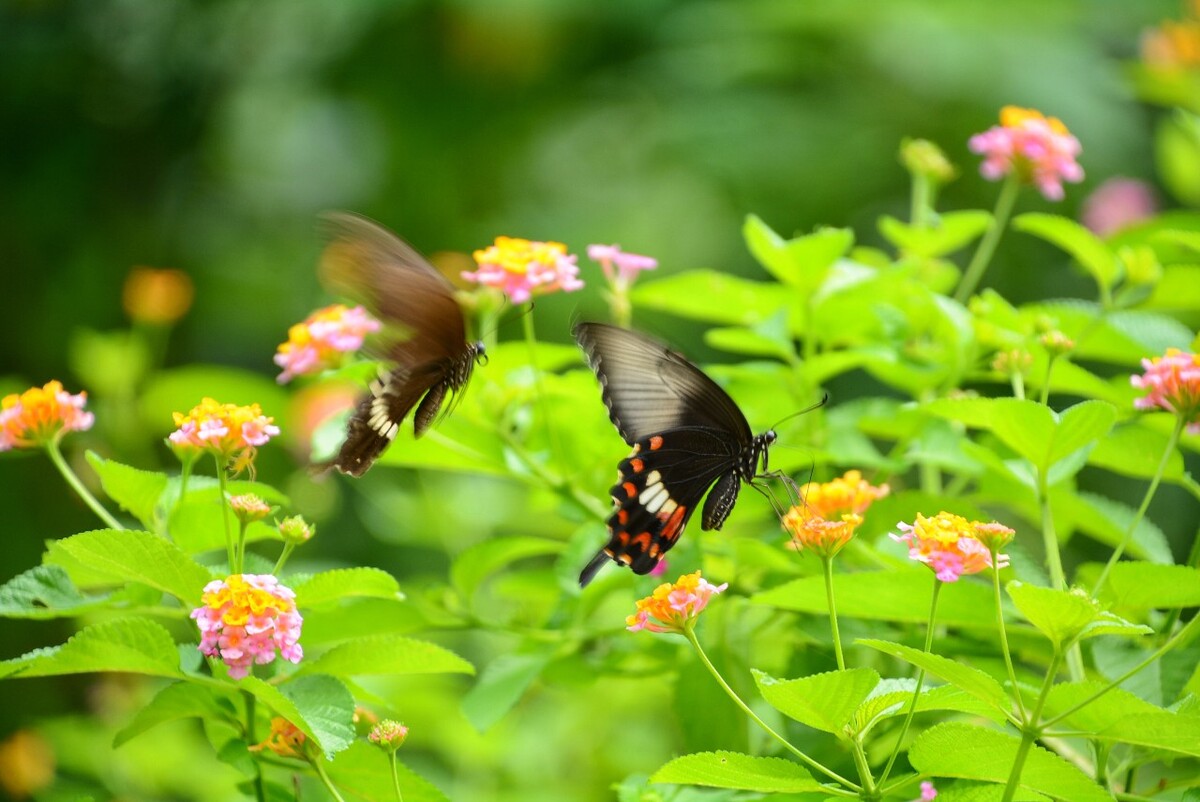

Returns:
318,212,480,477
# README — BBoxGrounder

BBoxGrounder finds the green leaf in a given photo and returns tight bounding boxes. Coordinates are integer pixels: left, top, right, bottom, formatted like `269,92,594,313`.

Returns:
1044,682,1200,756
297,634,474,678
281,674,356,757
878,211,991,258
450,537,562,600
1058,491,1173,563
1007,581,1151,648
166,481,286,555
0,618,183,679
743,215,853,289
753,569,997,629
856,639,1009,715
1047,400,1117,466
1088,422,1186,482
290,568,403,608
325,741,452,802
1014,212,1119,293
85,452,169,529
114,681,236,747
909,722,1111,802
462,652,550,733
752,667,879,735
631,269,791,326
852,679,1007,735
934,781,1049,802
1146,264,1200,312
49,529,212,606
650,751,821,793
1076,562,1200,610
0,565,110,619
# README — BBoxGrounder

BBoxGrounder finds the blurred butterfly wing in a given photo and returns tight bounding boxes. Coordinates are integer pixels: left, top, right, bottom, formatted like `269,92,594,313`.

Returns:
573,322,753,447
332,364,441,477
319,211,467,368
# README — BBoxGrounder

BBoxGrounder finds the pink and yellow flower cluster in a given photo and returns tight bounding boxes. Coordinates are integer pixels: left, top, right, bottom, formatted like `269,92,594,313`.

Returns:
190,574,303,679
1132,348,1200,434
626,570,727,634
587,244,658,289
464,236,584,304
274,304,381,384
892,512,1013,583
783,470,890,558
169,398,280,465
249,717,307,758
969,106,1083,201
0,381,94,452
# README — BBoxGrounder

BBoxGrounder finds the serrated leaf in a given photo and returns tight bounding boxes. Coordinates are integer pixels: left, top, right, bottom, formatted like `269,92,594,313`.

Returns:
114,681,236,746
1088,422,1186,481
1076,562,1200,610
281,674,356,757
650,751,821,793
752,569,996,629
0,618,183,679
296,634,474,678
1058,491,1173,563
910,722,1111,802
856,639,1009,715
631,269,791,326
49,529,212,605
1007,581,1151,648
0,565,110,619
924,397,1053,468
86,452,169,529
934,781,1049,802
752,667,879,735
878,211,991,258
743,215,852,289
1047,400,1116,466
1044,681,1200,756
853,679,1007,735
290,568,403,608
462,652,550,733
1014,213,1119,293
326,741,452,802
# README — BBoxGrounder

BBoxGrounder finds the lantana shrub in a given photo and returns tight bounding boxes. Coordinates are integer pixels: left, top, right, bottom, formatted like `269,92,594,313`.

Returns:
2,98,1200,802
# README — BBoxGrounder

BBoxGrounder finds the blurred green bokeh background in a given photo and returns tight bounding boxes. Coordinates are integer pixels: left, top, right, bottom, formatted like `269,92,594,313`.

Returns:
0,1,1189,799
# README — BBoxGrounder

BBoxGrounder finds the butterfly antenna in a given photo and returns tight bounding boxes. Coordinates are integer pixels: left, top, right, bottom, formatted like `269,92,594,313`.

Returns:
769,392,830,431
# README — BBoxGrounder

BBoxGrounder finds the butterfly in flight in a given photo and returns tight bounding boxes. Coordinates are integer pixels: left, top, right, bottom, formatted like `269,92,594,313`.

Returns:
318,212,485,477
574,322,777,586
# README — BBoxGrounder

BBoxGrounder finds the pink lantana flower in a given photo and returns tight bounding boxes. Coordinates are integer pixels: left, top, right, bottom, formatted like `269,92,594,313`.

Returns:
587,244,658,289
0,381,94,452
190,574,303,679
274,304,380,384
1132,348,1200,434
891,512,1012,583
464,236,584,304
626,570,728,634
1081,177,1157,237
168,398,280,474
912,781,937,801
968,106,1084,201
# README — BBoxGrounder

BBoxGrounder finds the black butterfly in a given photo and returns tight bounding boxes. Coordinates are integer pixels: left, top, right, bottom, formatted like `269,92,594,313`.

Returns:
574,322,776,586
318,212,485,477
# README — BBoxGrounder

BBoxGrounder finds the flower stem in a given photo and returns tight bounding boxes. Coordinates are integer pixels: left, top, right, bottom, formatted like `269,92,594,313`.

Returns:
850,740,877,798
1000,649,1061,802
45,440,124,529
911,173,933,229
309,754,348,802
244,691,267,802
273,543,296,576
954,173,1020,304
521,307,562,465
1092,415,1185,596
822,556,846,670
682,627,860,791
388,753,405,802
1036,473,1066,591
991,551,1027,723
879,578,942,786
1039,355,1059,407
215,455,236,573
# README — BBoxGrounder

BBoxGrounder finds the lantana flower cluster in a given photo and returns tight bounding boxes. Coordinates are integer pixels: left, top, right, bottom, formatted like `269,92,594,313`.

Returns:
248,717,307,758
0,381,95,452
783,470,890,558
274,303,381,384
464,236,584,304
626,571,728,634
892,512,1013,583
969,106,1084,201
1131,348,1200,433
190,574,303,680
587,244,658,289
169,398,279,468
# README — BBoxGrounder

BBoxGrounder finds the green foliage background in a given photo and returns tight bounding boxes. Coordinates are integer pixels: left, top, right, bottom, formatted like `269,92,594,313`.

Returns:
3,1,1199,801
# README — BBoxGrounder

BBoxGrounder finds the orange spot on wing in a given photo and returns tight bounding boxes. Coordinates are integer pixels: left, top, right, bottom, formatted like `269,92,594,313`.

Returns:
649,435,664,451
629,458,644,473
616,531,630,545
617,509,629,525
660,506,687,542
631,532,652,549
622,481,638,498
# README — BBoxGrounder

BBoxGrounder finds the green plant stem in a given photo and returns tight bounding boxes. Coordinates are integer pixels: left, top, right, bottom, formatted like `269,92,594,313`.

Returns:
1159,521,1200,643
522,306,561,464
879,578,942,786
499,428,609,521
911,173,932,228
954,173,1020,304
273,543,296,576
607,286,632,329
1092,415,1186,596
1039,355,1059,406
45,440,123,529
1043,614,1200,729
1011,370,1026,401
822,556,846,670
244,691,267,802
1036,473,1066,592
991,552,1027,723
237,521,249,575
682,627,860,792
215,455,237,573
850,740,877,799
1001,650,1061,802
388,753,405,802
309,754,348,802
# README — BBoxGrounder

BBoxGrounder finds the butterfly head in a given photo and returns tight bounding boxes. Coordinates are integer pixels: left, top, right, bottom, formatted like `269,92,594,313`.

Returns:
472,341,488,366
755,430,777,474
